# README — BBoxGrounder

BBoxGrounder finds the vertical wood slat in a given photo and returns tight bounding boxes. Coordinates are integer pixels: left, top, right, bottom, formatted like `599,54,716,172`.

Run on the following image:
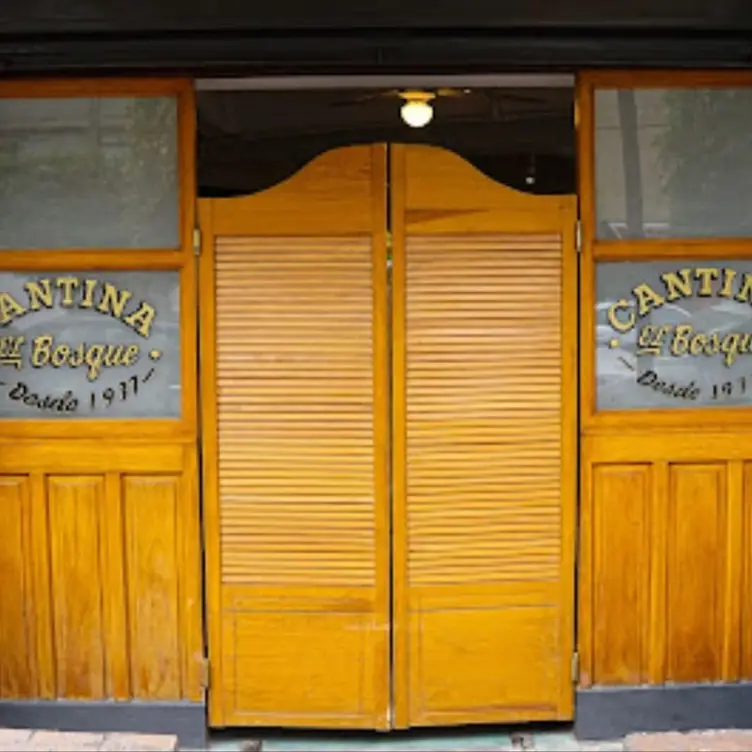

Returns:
648,461,669,684
0,476,34,699
100,472,129,699
722,461,743,681
558,219,578,718
369,147,392,711
578,462,594,688
592,465,650,685
743,463,752,678
29,473,55,699
198,198,225,723
47,476,106,700
124,475,181,700
180,446,205,702
390,144,410,729
665,464,726,683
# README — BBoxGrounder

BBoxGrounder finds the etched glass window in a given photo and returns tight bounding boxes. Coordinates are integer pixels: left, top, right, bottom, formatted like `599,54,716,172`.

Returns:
595,88,752,239
0,271,180,418
597,261,752,410
0,97,179,249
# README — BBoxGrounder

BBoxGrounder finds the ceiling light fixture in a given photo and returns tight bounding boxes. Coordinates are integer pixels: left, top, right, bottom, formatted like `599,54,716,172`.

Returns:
399,90,435,128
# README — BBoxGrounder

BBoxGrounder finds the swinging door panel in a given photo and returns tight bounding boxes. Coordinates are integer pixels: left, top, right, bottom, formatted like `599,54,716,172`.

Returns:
390,144,578,728
200,145,390,728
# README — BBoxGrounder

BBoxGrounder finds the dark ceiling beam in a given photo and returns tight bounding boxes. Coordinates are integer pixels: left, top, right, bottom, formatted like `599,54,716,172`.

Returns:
3,0,752,34
1,31,752,75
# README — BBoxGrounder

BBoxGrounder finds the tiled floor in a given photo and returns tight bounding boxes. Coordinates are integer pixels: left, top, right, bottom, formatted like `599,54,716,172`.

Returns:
208,725,624,751
0,729,177,751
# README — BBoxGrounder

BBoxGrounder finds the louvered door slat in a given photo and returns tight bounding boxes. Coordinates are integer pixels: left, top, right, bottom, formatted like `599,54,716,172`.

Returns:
392,144,577,728
406,237,562,585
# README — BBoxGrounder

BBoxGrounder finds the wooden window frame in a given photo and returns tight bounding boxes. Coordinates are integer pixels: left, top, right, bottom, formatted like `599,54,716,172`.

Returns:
0,77,197,440
578,70,752,432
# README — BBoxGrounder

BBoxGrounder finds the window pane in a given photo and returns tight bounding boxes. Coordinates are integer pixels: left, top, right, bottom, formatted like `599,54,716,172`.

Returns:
597,261,752,410
0,97,179,249
0,271,180,418
595,88,752,239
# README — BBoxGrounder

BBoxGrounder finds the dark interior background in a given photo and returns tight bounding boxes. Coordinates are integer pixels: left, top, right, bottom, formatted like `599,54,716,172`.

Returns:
197,87,575,197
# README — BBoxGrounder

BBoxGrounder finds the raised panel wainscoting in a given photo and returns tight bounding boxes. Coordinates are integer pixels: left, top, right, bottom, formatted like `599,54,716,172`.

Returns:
0,440,204,745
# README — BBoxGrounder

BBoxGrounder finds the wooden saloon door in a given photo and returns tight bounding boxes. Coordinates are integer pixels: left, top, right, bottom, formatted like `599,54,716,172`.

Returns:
200,145,391,728
390,145,577,727
201,144,576,728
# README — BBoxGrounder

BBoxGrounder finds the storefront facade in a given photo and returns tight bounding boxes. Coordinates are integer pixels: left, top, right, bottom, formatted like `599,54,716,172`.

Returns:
2,3,752,749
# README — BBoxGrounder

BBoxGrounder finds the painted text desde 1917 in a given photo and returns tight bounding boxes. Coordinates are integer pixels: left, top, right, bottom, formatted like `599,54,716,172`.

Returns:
0,272,176,417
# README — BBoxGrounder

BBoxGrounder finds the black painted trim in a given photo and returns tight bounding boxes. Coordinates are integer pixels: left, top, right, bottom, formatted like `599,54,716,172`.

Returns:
0,700,206,750
1,31,752,75
575,683,752,741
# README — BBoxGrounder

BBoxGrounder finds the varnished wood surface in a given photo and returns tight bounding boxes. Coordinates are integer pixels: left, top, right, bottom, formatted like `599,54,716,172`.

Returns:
0,78,202,707
0,77,198,439
578,442,752,688
576,72,752,691
0,440,203,702
203,143,576,729
391,144,577,728
200,145,390,728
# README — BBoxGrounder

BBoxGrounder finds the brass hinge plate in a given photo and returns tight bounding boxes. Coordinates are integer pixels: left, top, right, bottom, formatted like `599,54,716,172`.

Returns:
571,651,580,684
575,220,582,253
193,227,202,256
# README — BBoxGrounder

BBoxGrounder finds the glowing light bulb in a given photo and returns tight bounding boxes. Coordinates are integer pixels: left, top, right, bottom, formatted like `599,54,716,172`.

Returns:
398,91,436,128
400,99,434,128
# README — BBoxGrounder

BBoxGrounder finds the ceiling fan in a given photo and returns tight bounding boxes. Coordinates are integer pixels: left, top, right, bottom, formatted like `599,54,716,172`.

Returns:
330,87,557,128
331,87,470,107
331,88,473,127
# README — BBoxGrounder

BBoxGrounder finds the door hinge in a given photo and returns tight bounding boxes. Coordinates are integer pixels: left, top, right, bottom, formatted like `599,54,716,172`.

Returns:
200,656,210,689
193,227,202,256
571,651,580,684
575,220,582,253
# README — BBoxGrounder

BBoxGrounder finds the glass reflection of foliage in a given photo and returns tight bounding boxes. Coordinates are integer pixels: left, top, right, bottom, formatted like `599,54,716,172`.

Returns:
116,98,179,247
654,88,752,238
0,97,178,249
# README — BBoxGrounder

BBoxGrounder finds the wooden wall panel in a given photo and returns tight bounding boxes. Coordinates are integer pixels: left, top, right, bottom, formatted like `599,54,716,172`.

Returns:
0,78,200,714
123,475,182,700
582,453,749,688
590,465,650,686
47,476,107,700
0,476,34,698
577,72,752,695
0,442,201,703
666,464,726,683
741,463,752,678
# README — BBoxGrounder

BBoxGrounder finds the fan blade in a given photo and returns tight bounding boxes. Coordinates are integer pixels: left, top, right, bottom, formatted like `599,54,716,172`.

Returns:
435,87,471,98
329,89,401,107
